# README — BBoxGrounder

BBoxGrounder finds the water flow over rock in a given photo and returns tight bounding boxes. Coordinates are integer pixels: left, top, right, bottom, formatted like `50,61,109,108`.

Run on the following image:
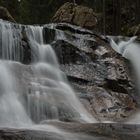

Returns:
26,25,95,123
0,20,97,130
0,61,32,127
0,20,23,61
109,36,140,123
0,19,138,140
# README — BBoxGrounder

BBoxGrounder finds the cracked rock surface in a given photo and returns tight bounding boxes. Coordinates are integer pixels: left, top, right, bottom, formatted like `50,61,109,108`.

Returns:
43,23,138,121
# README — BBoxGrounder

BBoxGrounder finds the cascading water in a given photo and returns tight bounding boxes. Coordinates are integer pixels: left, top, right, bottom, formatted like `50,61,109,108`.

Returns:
109,36,140,123
0,20,23,61
0,61,32,127
0,18,139,139
0,19,95,134
26,25,95,123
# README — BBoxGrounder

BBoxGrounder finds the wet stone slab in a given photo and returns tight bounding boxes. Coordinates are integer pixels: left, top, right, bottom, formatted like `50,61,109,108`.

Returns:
0,123,140,140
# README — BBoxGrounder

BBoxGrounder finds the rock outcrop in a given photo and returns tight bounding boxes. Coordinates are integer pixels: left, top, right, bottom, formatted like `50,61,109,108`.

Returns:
52,2,97,30
0,6,15,22
43,23,137,121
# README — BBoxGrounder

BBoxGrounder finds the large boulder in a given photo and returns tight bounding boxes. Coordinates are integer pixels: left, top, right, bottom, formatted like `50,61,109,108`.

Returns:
52,2,97,29
0,6,15,22
43,23,137,121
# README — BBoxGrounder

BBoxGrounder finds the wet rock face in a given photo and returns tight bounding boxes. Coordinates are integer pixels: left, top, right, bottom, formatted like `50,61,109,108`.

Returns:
52,2,97,30
0,123,140,140
0,7,15,22
43,23,137,121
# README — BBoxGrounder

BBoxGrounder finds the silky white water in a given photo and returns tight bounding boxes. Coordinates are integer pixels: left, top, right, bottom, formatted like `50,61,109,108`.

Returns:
0,20,96,129
26,26,95,123
109,36,140,123
0,20,23,61
0,61,32,127
0,20,98,139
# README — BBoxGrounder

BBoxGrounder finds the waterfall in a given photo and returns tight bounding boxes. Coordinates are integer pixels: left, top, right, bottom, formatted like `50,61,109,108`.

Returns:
26,25,95,123
0,19,95,129
0,20,23,61
0,61,32,127
109,36,140,123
